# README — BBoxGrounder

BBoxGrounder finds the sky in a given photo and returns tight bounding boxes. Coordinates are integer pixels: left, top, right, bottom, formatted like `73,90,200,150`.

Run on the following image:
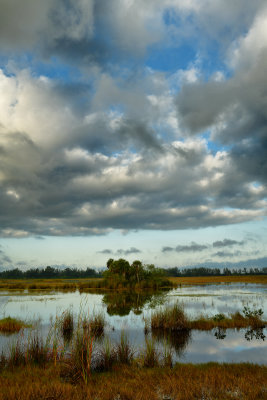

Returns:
0,0,267,270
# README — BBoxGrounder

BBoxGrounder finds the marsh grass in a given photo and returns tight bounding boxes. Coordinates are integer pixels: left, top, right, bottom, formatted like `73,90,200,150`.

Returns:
93,338,117,372
0,363,266,400
151,303,189,331
85,312,105,337
116,331,134,364
60,310,74,342
190,310,265,330
170,275,267,285
0,317,31,334
150,303,266,332
63,324,94,384
142,339,159,368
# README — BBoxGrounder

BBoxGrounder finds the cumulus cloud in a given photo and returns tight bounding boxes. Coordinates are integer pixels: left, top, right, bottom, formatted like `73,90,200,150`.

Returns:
0,1,266,240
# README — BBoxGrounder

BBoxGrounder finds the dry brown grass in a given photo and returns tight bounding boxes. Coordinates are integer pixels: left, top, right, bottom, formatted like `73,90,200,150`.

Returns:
0,363,266,400
0,278,103,292
170,275,267,285
0,317,30,333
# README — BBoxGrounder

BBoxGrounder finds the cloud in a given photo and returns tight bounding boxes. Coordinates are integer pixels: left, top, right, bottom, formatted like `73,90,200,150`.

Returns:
213,251,242,258
0,2,266,240
162,246,174,253
162,242,208,253
97,249,113,254
116,247,141,256
0,247,12,265
175,9,267,194
213,239,245,248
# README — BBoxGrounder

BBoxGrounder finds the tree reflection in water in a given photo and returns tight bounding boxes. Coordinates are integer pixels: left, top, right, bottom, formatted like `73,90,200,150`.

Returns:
213,327,266,341
102,290,169,316
245,327,266,341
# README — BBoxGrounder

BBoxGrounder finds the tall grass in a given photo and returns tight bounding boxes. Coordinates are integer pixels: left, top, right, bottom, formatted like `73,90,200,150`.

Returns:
116,331,134,364
64,324,94,384
93,338,117,372
151,303,189,331
142,339,159,368
60,309,74,342
86,312,105,337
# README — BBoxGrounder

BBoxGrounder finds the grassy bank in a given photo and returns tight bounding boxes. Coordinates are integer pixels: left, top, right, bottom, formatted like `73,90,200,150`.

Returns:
0,362,266,400
0,317,31,333
0,274,266,293
0,278,102,292
150,304,266,332
170,275,267,285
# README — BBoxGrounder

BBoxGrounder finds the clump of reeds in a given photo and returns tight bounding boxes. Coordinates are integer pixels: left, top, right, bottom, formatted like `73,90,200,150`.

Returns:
0,317,30,334
84,312,105,337
142,339,159,368
93,338,117,372
63,324,94,384
60,310,74,342
162,339,172,368
116,331,134,364
6,332,53,368
151,303,189,331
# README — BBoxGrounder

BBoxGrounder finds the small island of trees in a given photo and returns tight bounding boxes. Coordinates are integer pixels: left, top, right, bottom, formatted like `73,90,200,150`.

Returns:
102,258,172,289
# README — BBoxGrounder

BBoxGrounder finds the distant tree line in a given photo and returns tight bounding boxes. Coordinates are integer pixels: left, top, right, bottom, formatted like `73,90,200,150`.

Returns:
0,265,266,280
165,266,267,277
0,266,102,279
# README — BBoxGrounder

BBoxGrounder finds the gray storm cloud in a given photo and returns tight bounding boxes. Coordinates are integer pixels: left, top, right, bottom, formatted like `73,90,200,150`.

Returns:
0,1,266,238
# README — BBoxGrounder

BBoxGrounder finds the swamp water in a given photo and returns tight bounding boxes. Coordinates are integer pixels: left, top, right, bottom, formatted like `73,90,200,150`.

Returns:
0,282,266,364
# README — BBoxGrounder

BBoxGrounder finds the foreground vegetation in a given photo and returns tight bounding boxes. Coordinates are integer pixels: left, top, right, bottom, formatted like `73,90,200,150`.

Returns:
0,306,266,399
0,362,266,400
